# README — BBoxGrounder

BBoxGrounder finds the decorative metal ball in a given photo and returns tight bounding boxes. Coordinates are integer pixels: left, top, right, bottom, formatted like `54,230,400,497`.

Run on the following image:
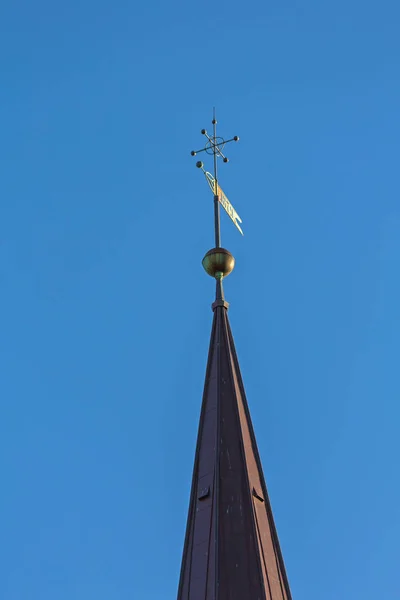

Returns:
191,150,196,156
223,157,228,163
202,248,235,279
196,161,203,169
234,135,239,141
201,129,206,135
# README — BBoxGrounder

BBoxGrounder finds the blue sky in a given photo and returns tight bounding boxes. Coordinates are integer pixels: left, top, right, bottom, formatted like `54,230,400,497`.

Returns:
1,0,399,598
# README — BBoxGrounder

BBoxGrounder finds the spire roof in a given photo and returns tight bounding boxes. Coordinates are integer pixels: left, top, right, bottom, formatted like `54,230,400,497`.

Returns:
177,281,292,599
178,112,292,598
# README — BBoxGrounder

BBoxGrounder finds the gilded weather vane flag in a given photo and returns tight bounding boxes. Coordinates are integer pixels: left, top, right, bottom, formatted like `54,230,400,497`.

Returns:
191,110,243,244
199,166,243,236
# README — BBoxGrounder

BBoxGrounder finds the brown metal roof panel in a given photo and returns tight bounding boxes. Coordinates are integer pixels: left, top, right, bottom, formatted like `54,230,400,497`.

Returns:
177,300,292,600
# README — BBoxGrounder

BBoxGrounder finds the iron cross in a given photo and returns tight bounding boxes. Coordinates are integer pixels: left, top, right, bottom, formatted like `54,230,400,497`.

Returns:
191,109,240,246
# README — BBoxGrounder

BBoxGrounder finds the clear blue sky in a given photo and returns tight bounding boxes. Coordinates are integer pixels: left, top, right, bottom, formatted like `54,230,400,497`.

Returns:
1,0,399,598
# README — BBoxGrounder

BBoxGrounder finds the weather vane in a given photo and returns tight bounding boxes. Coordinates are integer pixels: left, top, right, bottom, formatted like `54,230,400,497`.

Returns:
191,109,242,246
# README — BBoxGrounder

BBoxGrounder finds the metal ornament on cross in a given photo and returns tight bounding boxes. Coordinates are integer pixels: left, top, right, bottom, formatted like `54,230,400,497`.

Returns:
190,110,242,245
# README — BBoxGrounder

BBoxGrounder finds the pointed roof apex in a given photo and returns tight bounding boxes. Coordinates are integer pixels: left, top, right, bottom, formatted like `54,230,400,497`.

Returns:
177,286,292,599
178,113,292,598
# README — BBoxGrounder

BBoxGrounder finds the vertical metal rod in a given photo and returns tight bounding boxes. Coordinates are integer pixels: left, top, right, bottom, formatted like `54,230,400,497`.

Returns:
213,107,221,248
214,196,221,247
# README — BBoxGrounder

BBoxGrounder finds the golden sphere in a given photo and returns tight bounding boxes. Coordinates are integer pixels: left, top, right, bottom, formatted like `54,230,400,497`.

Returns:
202,248,235,279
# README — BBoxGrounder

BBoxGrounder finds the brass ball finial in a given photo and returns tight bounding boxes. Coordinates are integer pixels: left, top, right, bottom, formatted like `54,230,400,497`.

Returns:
202,248,235,279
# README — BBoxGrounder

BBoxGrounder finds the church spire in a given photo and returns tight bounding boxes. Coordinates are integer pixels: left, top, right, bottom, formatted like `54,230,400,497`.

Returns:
178,113,292,599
